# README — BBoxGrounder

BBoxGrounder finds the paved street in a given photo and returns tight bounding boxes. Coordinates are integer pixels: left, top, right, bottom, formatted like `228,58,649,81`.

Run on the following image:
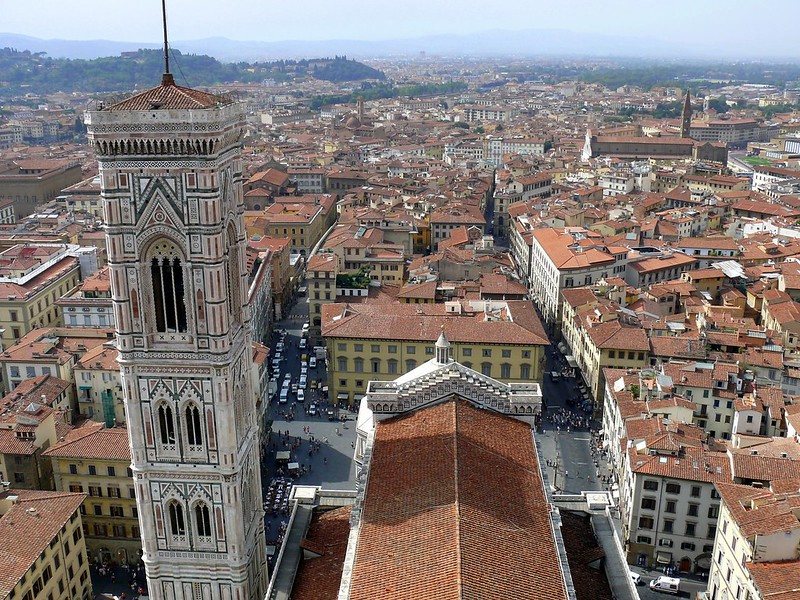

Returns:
260,291,358,562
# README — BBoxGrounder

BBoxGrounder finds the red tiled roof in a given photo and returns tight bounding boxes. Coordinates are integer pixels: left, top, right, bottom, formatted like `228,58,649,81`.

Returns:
104,78,232,111
348,399,567,600
43,422,130,461
291,506,352,600
0,490,86,597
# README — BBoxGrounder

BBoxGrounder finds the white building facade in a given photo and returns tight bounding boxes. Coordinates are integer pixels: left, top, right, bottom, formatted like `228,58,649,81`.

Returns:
85,74,268,600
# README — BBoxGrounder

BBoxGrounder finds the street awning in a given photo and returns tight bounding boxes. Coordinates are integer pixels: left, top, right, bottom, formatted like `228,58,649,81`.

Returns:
275,451,291,461
656,551,672,565
695,553,712,570
337,393,349,400
287,462,300,471
566,355,578,368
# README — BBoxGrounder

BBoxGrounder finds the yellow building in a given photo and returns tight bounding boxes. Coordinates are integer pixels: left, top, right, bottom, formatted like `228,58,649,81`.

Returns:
307,252,338,333
0,489,92,600
44,422,141,567
0,244,82,348
321,299,548,404
244,194,337,255
561,288,650,403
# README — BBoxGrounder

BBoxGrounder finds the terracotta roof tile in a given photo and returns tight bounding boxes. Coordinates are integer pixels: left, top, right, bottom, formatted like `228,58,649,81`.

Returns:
349,399,567,600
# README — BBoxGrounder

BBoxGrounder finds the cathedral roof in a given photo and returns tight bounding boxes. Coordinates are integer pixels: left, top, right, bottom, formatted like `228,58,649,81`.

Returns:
103,74,233,111
346,398,567,600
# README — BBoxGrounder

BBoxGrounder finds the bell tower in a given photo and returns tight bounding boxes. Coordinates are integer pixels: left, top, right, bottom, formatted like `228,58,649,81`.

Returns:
85,69,267,600
680,89,692,139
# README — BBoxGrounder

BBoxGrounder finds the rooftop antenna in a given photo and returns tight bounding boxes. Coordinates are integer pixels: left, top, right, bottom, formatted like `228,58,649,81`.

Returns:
161,0,174,85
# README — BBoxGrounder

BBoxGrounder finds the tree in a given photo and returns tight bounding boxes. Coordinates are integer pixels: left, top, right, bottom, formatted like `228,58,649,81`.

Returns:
707,97,729,113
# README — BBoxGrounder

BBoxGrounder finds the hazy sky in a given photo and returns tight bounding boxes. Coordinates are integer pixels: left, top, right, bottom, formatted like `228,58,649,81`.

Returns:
4,0,799,46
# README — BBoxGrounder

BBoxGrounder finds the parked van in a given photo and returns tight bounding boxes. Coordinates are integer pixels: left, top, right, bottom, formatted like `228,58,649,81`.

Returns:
279,388,289,404
649,576,680,594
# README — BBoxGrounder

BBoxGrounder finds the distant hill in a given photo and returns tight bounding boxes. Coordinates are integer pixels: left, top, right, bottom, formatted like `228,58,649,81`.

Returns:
0,48,384,97
2,30,798,62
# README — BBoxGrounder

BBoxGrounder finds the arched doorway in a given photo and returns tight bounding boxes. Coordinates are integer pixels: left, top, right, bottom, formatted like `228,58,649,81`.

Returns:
117,548,128,566
679,557,692,573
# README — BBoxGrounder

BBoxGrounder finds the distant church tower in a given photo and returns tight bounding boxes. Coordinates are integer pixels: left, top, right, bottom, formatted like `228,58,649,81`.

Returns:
680,90,692,138
85,65,267,600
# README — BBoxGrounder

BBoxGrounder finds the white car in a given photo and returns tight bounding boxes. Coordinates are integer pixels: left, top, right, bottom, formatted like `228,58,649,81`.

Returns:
301,322,309,333
309,356,317,368
301,365,308,376
629,572,643,586
299,374,307,389
299,338,307,350
308,403,317,416
297,389,305,403
281,379,290,389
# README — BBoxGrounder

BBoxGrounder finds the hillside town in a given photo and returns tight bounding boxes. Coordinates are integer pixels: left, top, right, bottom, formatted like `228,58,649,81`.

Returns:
3,42,800,600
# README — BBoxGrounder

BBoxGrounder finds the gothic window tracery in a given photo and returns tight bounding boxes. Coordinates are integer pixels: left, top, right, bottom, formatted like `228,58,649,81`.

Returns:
158,404,176,446
168,500,185,536
226,223,241,326
185,403,203,447
195,502,212,538
147,240,188,333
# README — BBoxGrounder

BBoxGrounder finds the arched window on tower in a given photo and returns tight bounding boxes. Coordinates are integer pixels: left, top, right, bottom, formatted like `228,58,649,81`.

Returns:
185,404,203,447
168,501,185,536
195,503,212,538
158,405,176,446
149,240,187,333
226,223,241,326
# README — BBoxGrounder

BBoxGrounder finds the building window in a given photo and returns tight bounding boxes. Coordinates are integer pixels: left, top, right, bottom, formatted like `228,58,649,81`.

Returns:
354,344,363,353
638,517,654,530
685,522,696,537
388,345,397,354
371,359,380,373
663,520,674,533
688,504,699,517
185,404,203,447
406,359,417,372
708,505,719,519
69,464,78,475
520,364,531,379
158,405,176,445
643,480,658,491
425,346,434,355
337,357,348,372
168,501,185,536
501,349,511,358
150,254,187,333
665,483,681,494
691,486,701,497
94,505,102,516
481,363,492,377
371,344,380,353
665,500,676,513
707,525,717,539
107,466,115,477
482,349,492,358
195,503,212,538
387,359,398,374
407,346,416,354
354,358,364,373
500,363,511,379
609,350,616,358
641,498,656,510
462,348,472,357
110,506,124,517
337,343,346,351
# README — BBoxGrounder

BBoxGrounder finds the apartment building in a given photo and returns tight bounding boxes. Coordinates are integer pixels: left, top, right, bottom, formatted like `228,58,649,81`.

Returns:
600,172,635,197
323,225,406,285
752,164,800,194
44,422,141,566
321,299,548,404
0,489,92,600
0,378,72,490
706,482,800,600
514,227,626,327
0,243,83,348
57,266,113,329
621,425,729,575
672,238,740,269
0,159,83,218
462,105,517,122
73,342,123,427
287,167,326,194
484,136,545,165
306,252,338,334
625,249,696,289
430,203,486,251
246,194,336,255
561,289,650,403
689,118,766,145
0,327,114,394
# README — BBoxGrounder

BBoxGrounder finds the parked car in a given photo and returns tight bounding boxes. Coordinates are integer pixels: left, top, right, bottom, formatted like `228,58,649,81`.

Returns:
309,356,317,368
308,403,317,416
299,338,307,349
297,389,305,403
550,371,561,381
299,374,307,388
301,322,309,333
629,572,643,586
327,409,335,420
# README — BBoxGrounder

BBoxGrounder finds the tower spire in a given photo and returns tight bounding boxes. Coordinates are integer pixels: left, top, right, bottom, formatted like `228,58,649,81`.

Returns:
161,0,174,85
680,89,692,139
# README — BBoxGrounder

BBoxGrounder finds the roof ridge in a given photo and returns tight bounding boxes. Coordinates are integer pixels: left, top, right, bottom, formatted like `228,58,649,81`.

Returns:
453,399,464,600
